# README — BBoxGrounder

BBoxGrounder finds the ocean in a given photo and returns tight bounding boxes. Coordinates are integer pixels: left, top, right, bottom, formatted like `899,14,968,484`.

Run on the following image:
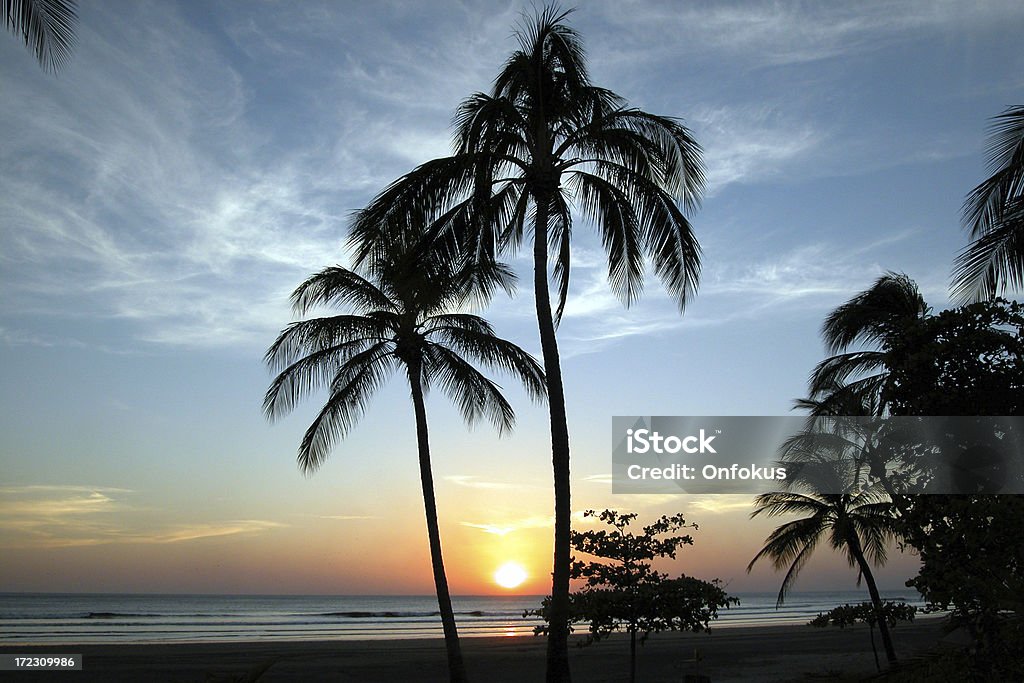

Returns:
0,591,925,645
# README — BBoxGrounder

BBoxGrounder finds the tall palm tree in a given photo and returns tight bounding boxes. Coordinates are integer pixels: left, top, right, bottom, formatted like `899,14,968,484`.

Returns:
350,9,703,679
264,252,546,683
953,105,1024,302
808,272,928,416
747,461,900,665
3,0,76,73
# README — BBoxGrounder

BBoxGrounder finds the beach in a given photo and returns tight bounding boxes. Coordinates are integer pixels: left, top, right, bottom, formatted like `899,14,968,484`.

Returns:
0,618,948,682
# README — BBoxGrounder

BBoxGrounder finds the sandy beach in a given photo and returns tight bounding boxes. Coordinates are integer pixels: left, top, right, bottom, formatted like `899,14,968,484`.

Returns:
0,618,949,682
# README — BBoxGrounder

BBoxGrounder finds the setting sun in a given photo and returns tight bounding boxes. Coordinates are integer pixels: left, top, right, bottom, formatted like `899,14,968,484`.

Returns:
494,562,528,589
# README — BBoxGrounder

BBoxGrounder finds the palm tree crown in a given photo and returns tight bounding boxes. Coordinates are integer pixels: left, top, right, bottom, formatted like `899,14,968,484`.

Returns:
808,272,928,416
264,255,545,472
749,454,901,665
352,5,704,320
748,464,895,607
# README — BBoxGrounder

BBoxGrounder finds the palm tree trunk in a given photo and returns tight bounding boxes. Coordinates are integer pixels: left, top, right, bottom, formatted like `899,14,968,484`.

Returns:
409,366,468,683
847,536,897,666
533,195,573,683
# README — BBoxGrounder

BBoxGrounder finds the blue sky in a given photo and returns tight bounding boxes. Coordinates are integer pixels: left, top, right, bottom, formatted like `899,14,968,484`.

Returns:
1,1,1022,595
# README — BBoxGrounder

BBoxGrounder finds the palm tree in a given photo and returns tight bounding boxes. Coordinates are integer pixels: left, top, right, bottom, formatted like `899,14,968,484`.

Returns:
3,0,77,73
264,252,546,683
350,9,703,679
808,272,928,416
747,460,900,666
953,105,1024,302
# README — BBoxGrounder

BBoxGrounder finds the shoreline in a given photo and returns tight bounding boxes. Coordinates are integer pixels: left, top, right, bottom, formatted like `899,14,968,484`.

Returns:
0,617,951,682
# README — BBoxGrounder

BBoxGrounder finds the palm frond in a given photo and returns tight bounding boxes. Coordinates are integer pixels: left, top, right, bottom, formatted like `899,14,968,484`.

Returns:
348,154,482,266
454,92,529,157
779,429,859,464
582,108,705,209
821,272,927,354
962,105,1024,241
951,196,1024,302
548,191,574,324
808,351,886,393
422,343,516,434
747,515,826,602
263,338,381,420
576,158,701,309
296,344,396,474
290,266,398,316
497,5,589,109
424,313,495,337
4,0,77,73
750,491,832,519
851,513,895,566
427,325,546,401
264,315,390,372
567,170,643,306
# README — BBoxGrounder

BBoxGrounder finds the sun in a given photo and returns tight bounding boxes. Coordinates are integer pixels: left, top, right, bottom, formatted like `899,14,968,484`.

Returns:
494,562,528,589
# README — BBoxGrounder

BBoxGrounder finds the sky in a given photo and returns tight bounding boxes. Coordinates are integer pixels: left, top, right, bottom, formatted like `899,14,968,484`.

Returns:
1,0,1022,597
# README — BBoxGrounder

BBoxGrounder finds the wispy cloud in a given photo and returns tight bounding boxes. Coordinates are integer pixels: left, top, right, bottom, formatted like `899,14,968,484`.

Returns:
687,495,756,515
705,244,875,300
0,485,134,495
140,520,286,545
596,1,1024,68
0,484,285,548
694,105,823,194
443,475,531,491
0,485,132,518
460,515,553,536
0,3,403,351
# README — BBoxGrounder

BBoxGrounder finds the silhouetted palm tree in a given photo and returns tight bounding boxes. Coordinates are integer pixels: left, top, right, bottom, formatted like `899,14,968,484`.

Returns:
747,461,900,665
4,0,76,73
350,9,703,679
264,253,545,683
808,273,928,416
953,106,1024,302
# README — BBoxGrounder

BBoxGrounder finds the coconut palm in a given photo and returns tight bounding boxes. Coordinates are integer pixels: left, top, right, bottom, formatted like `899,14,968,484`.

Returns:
808,272,928,416
4,0,77,73
953,105,1024,302
264,252,545,683
350,9,703,678
747,461,900,665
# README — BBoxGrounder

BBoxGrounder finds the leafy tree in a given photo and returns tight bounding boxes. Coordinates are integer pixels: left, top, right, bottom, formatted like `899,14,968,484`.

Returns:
900,495,1024,677
531,510,735,683
881,298,1024,677
3,0,76,73
350,9,704,679
747,461,901,666
809,601,916,671
264,251,545,683
805,289,1024,675
883,299,1024,416
953,106,1024,301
